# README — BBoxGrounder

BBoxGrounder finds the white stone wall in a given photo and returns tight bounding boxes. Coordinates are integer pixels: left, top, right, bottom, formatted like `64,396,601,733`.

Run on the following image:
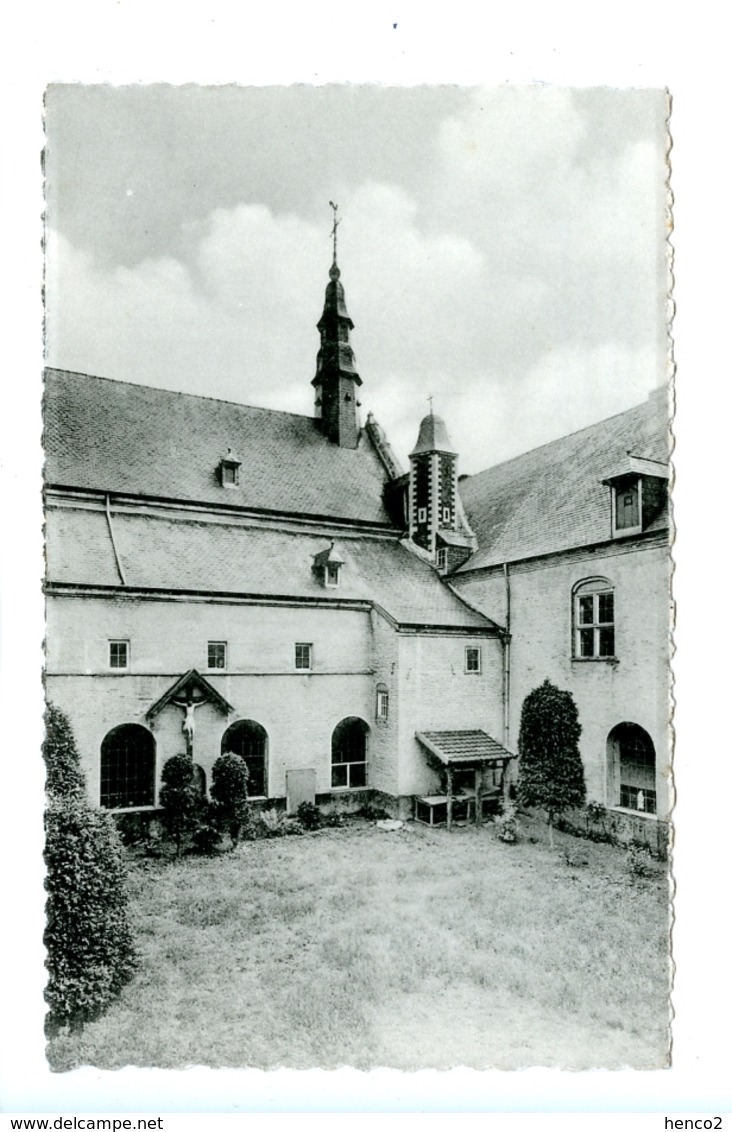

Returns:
396,632,505,797
45,593,502,808
451,537,672,818
46,595,377,804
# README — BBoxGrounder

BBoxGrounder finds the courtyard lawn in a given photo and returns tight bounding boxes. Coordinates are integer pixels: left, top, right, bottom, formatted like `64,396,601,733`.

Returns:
48,816,671,1071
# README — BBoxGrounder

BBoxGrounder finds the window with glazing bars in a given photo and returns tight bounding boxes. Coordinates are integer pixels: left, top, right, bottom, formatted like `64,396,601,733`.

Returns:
574,583,615,658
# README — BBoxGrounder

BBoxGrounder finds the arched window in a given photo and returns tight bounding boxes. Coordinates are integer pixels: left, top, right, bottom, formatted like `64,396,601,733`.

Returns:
192,764,207,797
100,724,156,810
332,717,369,788
221,720,268,798
573,578,615,659
607,722,656,814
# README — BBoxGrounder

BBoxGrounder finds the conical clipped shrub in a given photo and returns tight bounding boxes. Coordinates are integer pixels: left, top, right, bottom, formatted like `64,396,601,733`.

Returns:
43,703,86,799
210,753,250,846
517,679,586,845
43,704,137,1032
159,753,202,856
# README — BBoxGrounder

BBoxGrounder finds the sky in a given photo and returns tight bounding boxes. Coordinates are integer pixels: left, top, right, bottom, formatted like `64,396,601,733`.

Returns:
44,84,670,475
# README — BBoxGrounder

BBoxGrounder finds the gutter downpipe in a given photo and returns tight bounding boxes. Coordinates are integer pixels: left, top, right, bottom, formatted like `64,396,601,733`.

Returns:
105,494,127,586
502,563,511,747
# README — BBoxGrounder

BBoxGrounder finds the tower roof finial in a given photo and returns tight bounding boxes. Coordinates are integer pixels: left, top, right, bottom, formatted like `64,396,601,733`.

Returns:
328,200,341,279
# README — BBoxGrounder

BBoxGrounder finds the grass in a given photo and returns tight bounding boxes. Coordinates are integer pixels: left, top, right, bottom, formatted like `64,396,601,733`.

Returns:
48,815,671,1070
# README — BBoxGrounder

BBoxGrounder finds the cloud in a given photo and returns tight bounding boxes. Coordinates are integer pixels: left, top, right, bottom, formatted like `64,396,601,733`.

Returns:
45,88,668,474
46,183,489,430
443,341,664,475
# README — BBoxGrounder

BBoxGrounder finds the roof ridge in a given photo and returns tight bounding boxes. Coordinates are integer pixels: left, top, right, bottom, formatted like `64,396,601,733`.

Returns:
464,390,666,483
44,366,320,424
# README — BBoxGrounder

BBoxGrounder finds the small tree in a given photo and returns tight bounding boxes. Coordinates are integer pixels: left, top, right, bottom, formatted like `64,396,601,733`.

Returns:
159,754,201,856
43,703,86,800
517,679,586,847
210,753,250,846
43,704,137,1033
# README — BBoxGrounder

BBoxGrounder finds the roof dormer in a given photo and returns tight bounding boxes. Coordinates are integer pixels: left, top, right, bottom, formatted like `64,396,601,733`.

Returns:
312,541,345,588
602,454,669,538
218,447,241,489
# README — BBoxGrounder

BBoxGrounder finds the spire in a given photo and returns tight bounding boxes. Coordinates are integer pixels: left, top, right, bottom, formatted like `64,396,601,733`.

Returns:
410,405,457,456
408,402,464,560
312,203,362,448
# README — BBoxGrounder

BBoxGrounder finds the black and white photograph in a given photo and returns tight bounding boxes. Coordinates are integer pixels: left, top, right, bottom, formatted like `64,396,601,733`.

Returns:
39,82,673,1075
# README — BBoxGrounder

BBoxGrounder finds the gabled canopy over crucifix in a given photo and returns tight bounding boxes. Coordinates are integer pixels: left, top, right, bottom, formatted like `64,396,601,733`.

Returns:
146,669,234,757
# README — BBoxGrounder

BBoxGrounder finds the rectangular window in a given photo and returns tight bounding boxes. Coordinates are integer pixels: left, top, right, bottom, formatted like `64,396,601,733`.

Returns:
442,507,451,524
619,784,657,814
376,688,389,721
417,507,427,524
109,640,129,669
222,464,236,485
574,587,615,659
325,563,341,587
207,641,227,670
437,547,448,571
615,480,641,530
465,646,482,674
295,643,312,671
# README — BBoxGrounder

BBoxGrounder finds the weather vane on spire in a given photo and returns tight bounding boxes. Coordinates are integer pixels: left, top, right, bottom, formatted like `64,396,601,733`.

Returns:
328,200,340,263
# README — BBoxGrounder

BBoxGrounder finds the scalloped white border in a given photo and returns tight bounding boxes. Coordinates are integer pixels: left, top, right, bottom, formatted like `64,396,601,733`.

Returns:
1,3,726,1120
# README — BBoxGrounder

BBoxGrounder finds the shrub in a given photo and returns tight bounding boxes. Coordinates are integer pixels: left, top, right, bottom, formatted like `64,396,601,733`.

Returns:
190,801,222,856
496,799,518,843
210,753,251,846
259,807,296,838
517,679,586,847
626,843,654,879
44,797,138,1032
43,703,86,800
586,800,607,825
360,801,391,821
43,705,137,1032
555,815,619,847
159,754,201,856
113,810,158,849
296,801,323,831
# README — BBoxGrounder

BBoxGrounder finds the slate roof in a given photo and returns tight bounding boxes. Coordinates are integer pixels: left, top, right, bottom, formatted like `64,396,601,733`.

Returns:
457,388,670,571
416,730,516,764
45,507,497,630
44,368,392,526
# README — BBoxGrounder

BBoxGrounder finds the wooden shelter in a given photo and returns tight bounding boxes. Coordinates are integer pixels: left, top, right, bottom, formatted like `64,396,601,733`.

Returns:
414,730,516,830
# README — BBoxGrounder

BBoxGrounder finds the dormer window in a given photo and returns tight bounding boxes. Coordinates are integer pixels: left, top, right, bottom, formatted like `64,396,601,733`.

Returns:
602,455,669,539
312,541,345,589
615,478,641,532
219,447,241,489
325,562,341,588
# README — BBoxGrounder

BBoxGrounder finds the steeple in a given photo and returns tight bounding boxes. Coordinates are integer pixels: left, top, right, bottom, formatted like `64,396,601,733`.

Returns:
311,203,362,448
410,410,458,457
408,401,476,570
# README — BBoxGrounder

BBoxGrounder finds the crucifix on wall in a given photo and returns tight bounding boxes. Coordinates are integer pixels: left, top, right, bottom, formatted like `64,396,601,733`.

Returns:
171,692,209,756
